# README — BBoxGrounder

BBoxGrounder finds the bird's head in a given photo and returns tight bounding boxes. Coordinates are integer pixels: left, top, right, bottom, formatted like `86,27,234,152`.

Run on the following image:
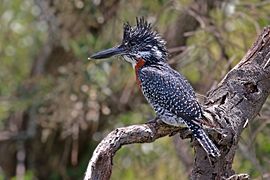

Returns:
91,17,168,67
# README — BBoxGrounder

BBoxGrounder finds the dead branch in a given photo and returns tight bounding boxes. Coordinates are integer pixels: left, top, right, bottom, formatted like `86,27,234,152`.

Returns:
84,27,270,180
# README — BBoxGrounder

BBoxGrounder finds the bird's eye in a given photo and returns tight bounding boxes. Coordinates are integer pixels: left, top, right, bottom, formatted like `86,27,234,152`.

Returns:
130,41,136,46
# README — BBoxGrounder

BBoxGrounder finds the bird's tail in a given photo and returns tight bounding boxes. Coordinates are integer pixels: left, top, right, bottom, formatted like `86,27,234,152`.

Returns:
186,121,221,157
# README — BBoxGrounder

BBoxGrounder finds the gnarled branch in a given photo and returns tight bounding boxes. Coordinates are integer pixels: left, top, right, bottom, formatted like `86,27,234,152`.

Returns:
84,27,270,180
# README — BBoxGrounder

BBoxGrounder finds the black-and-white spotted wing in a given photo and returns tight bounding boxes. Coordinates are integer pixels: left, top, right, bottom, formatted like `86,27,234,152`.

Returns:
139,64,202,125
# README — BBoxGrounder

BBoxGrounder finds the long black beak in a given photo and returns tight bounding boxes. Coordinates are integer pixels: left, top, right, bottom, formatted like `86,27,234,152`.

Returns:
90,46,125,59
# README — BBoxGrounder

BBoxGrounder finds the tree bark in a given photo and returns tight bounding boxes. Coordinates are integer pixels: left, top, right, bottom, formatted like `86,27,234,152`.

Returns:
84,27,270,180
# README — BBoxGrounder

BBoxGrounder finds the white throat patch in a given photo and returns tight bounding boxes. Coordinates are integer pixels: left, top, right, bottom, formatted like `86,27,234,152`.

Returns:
123,55,136,68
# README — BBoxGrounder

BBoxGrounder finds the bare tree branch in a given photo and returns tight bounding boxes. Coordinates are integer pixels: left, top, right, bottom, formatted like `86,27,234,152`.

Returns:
84,121,189,180
84,27,270,180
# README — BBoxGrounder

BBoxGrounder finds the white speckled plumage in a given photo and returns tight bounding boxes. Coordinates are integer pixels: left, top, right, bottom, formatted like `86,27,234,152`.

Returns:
126,18,220,157
91,17,221,157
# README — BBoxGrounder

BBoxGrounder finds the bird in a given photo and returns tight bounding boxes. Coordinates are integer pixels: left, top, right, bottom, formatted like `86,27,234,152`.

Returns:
90,17,221,157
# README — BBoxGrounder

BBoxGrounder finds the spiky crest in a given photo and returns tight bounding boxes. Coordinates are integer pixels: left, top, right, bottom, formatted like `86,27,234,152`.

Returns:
122,17,168,62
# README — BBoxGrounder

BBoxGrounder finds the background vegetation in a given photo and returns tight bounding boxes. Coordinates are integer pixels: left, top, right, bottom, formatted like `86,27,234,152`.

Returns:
0,0,270,179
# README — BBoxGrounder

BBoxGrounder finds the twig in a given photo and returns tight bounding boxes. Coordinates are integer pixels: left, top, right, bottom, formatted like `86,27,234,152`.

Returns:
84,121,183,180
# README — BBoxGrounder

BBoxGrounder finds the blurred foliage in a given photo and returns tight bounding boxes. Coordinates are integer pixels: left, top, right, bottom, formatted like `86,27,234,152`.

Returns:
0,0,270,179
0,0,46,120
112,137,187,180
